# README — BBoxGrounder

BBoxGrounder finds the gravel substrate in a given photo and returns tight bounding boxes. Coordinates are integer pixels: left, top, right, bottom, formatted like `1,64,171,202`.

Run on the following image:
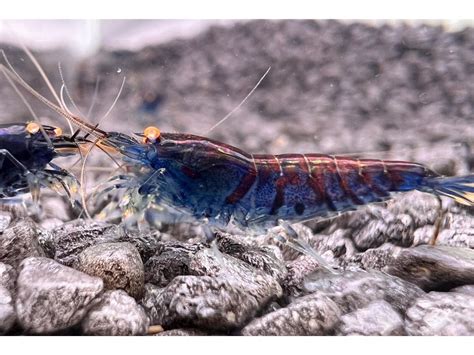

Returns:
1,20,474,335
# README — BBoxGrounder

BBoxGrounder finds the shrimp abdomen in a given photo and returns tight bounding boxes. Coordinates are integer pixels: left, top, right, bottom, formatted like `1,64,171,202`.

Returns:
236,153,437,227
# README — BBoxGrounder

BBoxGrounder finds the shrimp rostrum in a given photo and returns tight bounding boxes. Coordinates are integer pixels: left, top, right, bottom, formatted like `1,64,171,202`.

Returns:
0,122,85,203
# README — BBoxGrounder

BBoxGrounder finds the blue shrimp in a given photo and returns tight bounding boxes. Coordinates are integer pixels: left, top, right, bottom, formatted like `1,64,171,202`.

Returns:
0,122,86,202
5,56,474,270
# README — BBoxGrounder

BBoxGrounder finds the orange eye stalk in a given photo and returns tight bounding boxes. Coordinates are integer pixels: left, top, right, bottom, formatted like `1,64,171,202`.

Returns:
143,126,161,144
26,122,40,134
53,127,63,137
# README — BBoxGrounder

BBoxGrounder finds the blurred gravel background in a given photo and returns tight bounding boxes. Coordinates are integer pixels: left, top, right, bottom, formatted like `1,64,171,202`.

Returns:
1,20,474,336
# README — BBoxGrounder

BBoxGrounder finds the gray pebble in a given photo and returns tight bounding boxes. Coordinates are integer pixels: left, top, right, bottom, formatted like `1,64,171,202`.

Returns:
189,248,283,306
144,241,205,287
0,211,12,233
241,293,341,336
0,262,16,295
51,219,159,266
304,270,425,314
81,290,149,336
145,241,282,303
328,193,440,252
283,255,321,297
450,285,474,295
74,242,145,299
434,213,474,248
156,328,207,336
0,285,16,334
336,300,406,336
142,273,277,331
405,291,474,335
0,219,44,269
216,233,287,282
143,242,282,330
16,257,103,334
383,245,474,291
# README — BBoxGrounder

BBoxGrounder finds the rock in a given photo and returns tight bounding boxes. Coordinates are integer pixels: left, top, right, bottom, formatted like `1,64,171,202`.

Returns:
51,220,159,266
142,272,280,331
283,255,321,297
0,219,44,269
241,293,341,336
433,212,474,248
143,242,282,330
405,291,474,335
327,193,440,252
145,241,282,301
310,229,351,259
451,285,474,295
74,242,145,299
336,300,406,336
16,257,103,334
0,211,12,233
144,241,205,287
0,262,16,295
156,328,208,336
304,270,425,314
383,245,474,291
359,244,400,270
0,286,16,334
81,290,149,336
216,233,287,282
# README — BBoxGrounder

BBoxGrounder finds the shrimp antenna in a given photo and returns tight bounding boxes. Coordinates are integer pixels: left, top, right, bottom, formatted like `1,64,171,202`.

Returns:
86,76,101,119
60,84,76,116
207,66,271,133
77,75,127,217
0,54,107,139
98,75,126,125
58,62,88,121
0,60,52,147
20,44,75,135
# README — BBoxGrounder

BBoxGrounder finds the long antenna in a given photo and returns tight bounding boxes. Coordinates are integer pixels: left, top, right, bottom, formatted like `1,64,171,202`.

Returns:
0,64,52,147
0,56,106,139
207,66,271,133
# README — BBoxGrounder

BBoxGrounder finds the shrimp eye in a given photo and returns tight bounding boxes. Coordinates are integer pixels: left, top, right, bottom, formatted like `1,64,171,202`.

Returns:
53,127,63,137
26,122,40,134
143,126,161,144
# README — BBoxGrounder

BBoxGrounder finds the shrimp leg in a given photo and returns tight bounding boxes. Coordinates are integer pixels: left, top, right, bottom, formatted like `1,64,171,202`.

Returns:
0,148,40,201
276,219,339,274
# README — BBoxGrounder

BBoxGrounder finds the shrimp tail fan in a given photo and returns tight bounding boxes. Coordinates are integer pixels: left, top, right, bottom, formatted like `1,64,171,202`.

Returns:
422,175,474,206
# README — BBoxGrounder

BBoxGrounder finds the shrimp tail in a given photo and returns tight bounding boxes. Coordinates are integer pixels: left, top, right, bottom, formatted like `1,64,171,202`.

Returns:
422,175,474,206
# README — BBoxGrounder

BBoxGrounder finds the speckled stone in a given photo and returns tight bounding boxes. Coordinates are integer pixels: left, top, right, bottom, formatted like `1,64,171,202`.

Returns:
241,293,341,336
0,219,44,269
304,270,425,314
383,245,474,291
283,255,321,297
405,291,474,335
336,300,406,336
142,273,278,331
16,257,103,334
0,285,16,334
51,220,159,266
74,242,145,299
0,211,12,233
156,328,208,336
215,233,287,282
81,290,149,336
0,262,16,295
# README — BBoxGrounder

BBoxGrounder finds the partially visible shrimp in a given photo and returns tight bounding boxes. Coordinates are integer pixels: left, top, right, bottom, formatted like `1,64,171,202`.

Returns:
0,122,86,203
